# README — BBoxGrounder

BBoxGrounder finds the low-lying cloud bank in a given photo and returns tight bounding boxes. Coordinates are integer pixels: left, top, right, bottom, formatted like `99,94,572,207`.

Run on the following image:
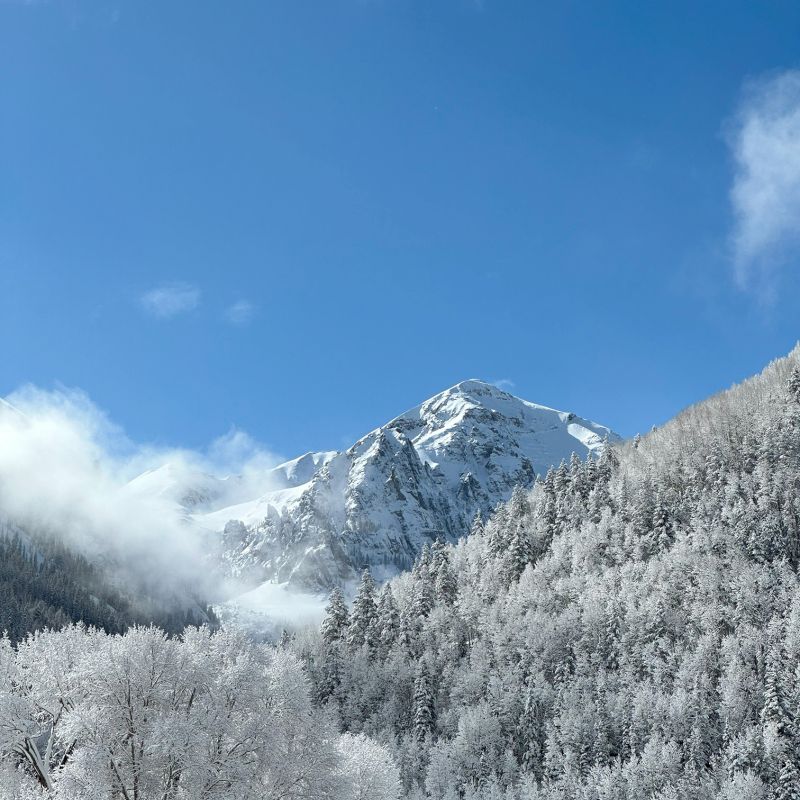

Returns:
0,386,282,601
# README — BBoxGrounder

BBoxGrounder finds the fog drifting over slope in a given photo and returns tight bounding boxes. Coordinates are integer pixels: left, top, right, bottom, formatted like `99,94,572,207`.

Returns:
0,386,284,599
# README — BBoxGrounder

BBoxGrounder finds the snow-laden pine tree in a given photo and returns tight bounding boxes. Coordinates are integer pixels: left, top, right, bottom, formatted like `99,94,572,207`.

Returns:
413,659,436,743
346,569,377,648
322,586,350,644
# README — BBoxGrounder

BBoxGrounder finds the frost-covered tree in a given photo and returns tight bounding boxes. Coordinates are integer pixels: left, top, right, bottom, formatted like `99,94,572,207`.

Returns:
323,586,350,644
338,733,402,800
413,661,435,742
0,624,399,800
348,570,377,649
376,584,401,655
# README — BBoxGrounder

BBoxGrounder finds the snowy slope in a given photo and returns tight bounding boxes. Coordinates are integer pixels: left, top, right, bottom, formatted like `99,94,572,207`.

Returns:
125,464,243,514
184,380,619,593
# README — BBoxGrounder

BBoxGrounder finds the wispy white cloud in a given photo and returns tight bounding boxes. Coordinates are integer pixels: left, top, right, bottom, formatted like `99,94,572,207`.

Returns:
140,283,200,318
225,300,255,325
489,378,515,392
729,70,800,297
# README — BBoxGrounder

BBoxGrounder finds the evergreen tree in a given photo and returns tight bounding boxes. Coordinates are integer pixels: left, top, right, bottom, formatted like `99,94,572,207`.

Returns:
434,556,458,604
375,584,400,654
776,759,800,800
651,496,673,553
413,661,436,742
569,452,587,499
787,365,800,405
410,571,435,621
517,681,544,779
321,586,350,645
347,570,377,648
503,526,533,585
413,545,432,579
430,539,448,573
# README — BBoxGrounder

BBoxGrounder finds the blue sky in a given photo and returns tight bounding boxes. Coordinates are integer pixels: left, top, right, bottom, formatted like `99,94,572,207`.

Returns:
3,0,800,459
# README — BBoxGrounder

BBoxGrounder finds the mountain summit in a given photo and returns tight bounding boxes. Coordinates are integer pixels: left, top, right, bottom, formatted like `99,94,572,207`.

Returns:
186,380,619,592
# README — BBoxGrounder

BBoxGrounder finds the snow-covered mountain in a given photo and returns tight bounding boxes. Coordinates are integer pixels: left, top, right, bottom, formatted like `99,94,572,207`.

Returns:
179,380,619,593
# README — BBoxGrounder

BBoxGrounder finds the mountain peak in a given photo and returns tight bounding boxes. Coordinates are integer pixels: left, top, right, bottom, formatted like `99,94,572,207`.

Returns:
397,378,579,437
130,380,619,613
422,378,560,415
200,380,620,598
433,379,517,402
451,378,504,392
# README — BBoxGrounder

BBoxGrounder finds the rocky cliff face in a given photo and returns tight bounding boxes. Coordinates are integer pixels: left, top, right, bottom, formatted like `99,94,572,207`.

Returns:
186,380,619,591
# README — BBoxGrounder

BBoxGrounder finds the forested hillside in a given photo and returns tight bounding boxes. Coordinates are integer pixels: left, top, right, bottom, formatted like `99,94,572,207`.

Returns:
0,529,218,642
302,347,800,799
